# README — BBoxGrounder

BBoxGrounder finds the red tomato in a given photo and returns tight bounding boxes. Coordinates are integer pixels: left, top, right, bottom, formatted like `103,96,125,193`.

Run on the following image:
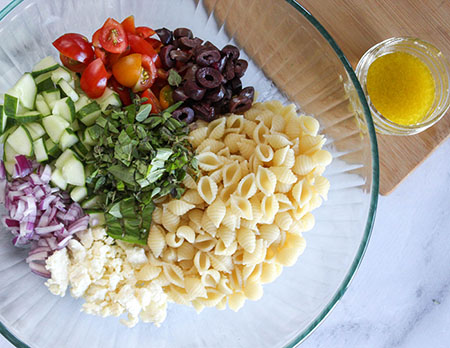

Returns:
53,33,94,64
80,58,108,98
156,68,168,80
60,54,86,73
94,47,107,64
121,16,135,34
127,34,158,64
141,89,161,113
92,28,102,48
108,46,131,66
112,53,142,87
146,38,162,52
135,26,155,39
132,54,157,92
99,18,128,54
109,77,132,106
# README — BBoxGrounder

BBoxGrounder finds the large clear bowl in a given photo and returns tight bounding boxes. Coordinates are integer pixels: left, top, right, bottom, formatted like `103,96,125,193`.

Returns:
0,0,379,347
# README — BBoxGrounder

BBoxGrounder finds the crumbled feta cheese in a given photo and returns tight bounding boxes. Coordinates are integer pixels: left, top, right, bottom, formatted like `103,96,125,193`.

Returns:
45,248,69,296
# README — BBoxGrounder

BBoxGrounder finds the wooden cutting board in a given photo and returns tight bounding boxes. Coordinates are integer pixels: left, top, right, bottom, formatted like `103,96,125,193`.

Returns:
300,0,450,195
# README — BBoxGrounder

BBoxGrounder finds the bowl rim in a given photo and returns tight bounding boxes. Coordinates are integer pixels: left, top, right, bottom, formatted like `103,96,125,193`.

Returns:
0,1,379,347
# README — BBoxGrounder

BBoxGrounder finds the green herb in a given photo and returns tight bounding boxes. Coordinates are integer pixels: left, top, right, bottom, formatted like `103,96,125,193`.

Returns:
85,96,197,245
168,69,182,87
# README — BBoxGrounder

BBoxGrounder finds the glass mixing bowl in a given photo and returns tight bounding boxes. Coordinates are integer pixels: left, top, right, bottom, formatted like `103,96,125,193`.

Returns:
0,0,379,347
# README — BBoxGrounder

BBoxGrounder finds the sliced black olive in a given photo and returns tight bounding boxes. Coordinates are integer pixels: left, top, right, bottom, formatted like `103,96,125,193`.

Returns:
159,45,176,69
184,64,200,81
221,45,240,61
196,67,223,89
229,96,252,114
239,86,255,101
172,107,195,124
205,85,226,103
178,37,203,49
234,59,248,78
155,28,173,45
227,77,242,94
172,87,189,102
192,103,217,122
224,60,235,81
195,47,221,66
183,80,206,101
170,49,191,63
174,28,193,39
212,55,227,73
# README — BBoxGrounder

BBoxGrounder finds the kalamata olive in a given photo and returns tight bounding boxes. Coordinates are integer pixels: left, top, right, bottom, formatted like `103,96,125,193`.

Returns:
229,96,252,114
178,37,203,49
224,60,235,80
174,28,193,39
239,86,255,100
212,55,227,73
160,45,176,69
183,80,206,101
172,107,195,124
172,87,189,102
234,59,248,78
193,103,217,122
177,62,193,76
155,28,173,45
184,64,199,81
203,41,220,51
196,67,223,88
196,47,221,66
205,85,226,103
221,45,240,61
170,49,191,63
227,77,242,94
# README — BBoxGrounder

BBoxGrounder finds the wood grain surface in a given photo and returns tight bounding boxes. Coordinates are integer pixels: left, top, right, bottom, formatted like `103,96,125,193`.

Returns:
300,0,450,195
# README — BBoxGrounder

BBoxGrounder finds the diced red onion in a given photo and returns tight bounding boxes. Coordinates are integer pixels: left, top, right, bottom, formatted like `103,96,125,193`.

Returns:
13,155,32,178
28,262,50,278
0,161,6,180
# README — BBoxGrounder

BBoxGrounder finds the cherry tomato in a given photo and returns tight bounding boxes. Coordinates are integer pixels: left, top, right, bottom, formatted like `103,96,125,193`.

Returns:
60,54,86,73
108,46,131,66
92,28,102,48
99,18,128,54
80,58,108,98
127,34,159,64
121,15,136,34
109,77,132,106
146,38,163,52
53,33,94,64
141,89,161,113
135,26,155,39
132,54,157,92
157,68,168,80
94,47,107,64
159,85,174,110
112,53,142,87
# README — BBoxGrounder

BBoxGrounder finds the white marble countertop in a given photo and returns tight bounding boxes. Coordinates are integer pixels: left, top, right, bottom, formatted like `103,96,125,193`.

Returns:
1,138,448,348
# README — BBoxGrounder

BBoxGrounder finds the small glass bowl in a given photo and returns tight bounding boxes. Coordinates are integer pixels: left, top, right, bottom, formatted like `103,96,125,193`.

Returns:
356,37,450,135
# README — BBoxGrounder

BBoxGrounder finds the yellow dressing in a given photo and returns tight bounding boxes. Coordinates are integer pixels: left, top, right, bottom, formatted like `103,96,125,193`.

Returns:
366,51,435,125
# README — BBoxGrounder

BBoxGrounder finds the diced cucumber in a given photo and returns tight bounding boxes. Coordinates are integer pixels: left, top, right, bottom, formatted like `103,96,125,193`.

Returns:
35,71,55,93
95,87,121,112
13,111,41,123
44,138,61,158
0,106,8,134
3,142,19,163
57,79,79,102
70,186,87,202
42,89,61,109
51,67,71,85
31,56,59,77
74,95,90,112
59,129,79,150
33,138,48,162
61,156,85,186
35,94,51,116
50,168,67,190
86,210,106,226
24,122,45,140
72,141,89,158
83,127,96,146
4,161,15,176
6,126,33,156
9,73,37,110
55,149,75,168
71,119,80,131
78,101,101,126
81,195,101,209
42,115,70,142
52,97,75,122
4,94,20,117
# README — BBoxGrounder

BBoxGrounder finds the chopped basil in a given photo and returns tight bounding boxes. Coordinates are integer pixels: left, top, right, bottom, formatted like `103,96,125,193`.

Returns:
168,69,182,87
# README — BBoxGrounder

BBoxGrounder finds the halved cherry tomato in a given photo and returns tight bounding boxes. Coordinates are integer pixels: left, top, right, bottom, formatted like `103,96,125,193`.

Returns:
146,38,163,52
108,46,131,66
112,53,142,87
127,34,159,64
53,33,94,64
141,89,161,113
121,16,135,34
60,54,86,73
159,85,174,110
94,47,107,64
156,68,168,80
109,77,132,106
99,18,128,54
80,58,108,98
132,54,157,92
135,26,155,39
92,28,102,48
